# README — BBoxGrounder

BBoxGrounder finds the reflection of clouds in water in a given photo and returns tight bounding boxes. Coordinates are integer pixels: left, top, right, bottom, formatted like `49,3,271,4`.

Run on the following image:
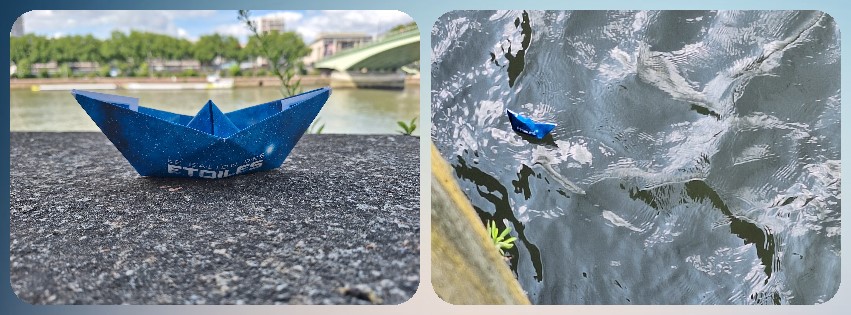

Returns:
601,210,644,232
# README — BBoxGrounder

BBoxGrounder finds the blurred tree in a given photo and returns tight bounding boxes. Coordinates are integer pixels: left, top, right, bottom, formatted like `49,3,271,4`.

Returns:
193,34,242,68
388,21,417,34
97,64,112,77
10,34,51,63
9,29,261,78
135,61,150,77
240,10,310,96
227,63,242,77
243,31,310,69
57,63,72,78
100,31,126,64
14,59,32,78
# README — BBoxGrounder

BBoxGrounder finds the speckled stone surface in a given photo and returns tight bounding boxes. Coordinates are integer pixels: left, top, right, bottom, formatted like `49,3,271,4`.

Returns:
9,132,420,305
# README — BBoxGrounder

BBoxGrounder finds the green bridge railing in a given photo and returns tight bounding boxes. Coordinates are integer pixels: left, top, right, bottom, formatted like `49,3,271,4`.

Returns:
315,28,420,64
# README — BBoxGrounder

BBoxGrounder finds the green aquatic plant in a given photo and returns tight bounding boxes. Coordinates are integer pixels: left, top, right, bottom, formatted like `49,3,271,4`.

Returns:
397,116,418,135
487,220,517,256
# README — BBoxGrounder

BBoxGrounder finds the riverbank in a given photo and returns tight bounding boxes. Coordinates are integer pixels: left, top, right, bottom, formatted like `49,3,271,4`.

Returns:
9,132,420,305
10,75,420,90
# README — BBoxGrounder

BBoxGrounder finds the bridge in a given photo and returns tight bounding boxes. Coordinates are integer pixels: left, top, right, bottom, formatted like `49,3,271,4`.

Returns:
314,28,419,88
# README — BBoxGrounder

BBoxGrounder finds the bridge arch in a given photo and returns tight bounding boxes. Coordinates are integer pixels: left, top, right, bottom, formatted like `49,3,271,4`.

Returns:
314,29,419,72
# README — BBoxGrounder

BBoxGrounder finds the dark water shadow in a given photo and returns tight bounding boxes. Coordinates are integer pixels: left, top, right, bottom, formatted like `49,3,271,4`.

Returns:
518,132,558,147
624,179,781,304
452,154,544,281
491,10,532,88
689,103,721,120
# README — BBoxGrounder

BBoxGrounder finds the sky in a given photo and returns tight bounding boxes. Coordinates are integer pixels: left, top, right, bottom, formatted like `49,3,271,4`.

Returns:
20,10,415,43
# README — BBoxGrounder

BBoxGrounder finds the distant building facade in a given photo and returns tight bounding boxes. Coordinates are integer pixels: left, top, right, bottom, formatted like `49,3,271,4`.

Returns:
19,60,199,77
303,33,373,67
27,61,100,76
149,59,202,72
248,16,287,68
11,17,24,37
256,16,286,34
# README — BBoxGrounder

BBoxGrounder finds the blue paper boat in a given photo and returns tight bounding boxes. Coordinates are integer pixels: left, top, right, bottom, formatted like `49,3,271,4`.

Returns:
72,87,331,178
506,109,556,139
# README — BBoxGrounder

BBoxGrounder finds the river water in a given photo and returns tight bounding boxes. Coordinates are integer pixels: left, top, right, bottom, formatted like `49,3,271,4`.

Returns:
11,86,420,135
432,11,840,304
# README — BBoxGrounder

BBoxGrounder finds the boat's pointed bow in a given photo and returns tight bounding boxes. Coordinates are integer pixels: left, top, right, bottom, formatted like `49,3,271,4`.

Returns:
72,89,140,111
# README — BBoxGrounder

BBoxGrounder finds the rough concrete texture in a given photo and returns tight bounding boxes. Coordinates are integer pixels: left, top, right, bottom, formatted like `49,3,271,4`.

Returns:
9,132,420,305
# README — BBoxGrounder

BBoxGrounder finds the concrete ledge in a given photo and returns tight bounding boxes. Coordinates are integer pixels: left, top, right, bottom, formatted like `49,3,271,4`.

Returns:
9,132,420,305
431,143,530,305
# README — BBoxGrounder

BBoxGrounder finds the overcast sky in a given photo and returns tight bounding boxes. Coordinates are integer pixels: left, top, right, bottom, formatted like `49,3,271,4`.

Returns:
20,10,415,43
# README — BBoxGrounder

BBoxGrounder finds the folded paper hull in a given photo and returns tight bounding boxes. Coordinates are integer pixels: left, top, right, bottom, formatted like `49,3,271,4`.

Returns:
506,109,556,140
73,87,331,178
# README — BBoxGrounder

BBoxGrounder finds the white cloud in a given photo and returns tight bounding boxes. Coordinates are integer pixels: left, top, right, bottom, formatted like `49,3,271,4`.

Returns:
295,10,414,42
210,10,413,43
176,28,193,41
212,11,304,42
212,23,251,38
21,10,416,44
258,11,304,25
22,10,215,39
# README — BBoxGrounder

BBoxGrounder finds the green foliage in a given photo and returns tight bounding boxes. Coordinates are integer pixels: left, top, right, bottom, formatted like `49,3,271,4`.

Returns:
135,62,150,77
97,64,112,77
239,10,311,97
397,116,418,135
180,69,199,77
194,33,242,67
487,220,517,256
57,63,72,78
10,34,52,65
52,35,102,63
388,22,418,34
227,63,242,77
13,59,32,78
7,14,313,80
117,62,135,77
9,31,237,77
307,117,326,134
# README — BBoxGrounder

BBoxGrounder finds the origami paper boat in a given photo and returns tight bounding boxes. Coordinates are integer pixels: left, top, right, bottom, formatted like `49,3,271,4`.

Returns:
72,87,331,178
506,109,556,139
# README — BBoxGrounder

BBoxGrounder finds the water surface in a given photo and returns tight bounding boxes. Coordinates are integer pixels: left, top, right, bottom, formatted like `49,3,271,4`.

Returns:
432,10,840,304
11,86,419,135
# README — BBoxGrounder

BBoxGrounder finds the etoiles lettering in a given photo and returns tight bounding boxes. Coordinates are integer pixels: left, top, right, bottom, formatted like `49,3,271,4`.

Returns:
167,160,263,178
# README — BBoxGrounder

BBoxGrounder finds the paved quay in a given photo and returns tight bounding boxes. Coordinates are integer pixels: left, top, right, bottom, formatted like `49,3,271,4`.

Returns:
9,132,420,305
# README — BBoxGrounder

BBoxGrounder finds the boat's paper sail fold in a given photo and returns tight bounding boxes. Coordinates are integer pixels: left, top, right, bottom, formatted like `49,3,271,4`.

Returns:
187,100,241,138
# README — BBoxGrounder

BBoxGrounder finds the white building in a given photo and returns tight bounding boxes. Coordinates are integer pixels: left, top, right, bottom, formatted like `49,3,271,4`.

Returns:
256,16,285,34
303,33,373,67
